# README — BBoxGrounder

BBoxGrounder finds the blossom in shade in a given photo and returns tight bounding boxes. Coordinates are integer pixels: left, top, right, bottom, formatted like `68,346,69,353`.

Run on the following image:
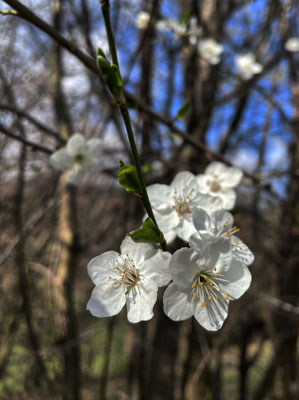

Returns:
198,38,223,65
189,208,254,266
196,161,243,210
188,16,202,45
147,171,223,242
163,244,251,331
156,19,187,39
136,11,151,30
87,237,171,323
50,133,103,184
235,53,263,80
285,37,299,52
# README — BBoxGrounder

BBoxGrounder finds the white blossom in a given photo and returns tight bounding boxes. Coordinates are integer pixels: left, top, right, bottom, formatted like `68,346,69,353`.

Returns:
163,245,251,331
188,16,202,45
196,161,243,210
189,208,254,266
87,237,171,323
136,11,151,30
198,38,223,65
235,53,263,80
156,19,187,39
147,171,223,242
50,133,103,184
285,37,299,52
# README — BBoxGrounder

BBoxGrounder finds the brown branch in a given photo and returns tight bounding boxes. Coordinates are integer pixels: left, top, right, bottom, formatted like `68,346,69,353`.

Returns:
0,122,53,153
0,196,58,266
2,0,283,200
0,103,64,142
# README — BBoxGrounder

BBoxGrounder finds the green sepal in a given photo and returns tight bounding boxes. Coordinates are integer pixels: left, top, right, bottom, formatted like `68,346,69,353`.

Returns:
118,160,141,195
175,101,190,120
128,218,164,244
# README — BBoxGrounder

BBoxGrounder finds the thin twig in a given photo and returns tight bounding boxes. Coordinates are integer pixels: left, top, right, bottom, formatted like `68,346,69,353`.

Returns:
0,196,58,266
0,104,63,142
0,122,53,153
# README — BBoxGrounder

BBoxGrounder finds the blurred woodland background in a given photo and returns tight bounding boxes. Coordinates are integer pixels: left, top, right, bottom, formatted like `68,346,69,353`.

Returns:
0,0,298,399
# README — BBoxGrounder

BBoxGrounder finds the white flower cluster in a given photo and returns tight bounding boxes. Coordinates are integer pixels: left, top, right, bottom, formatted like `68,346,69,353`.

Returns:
135,12,263,77
87,161,253,331
50,133,103,184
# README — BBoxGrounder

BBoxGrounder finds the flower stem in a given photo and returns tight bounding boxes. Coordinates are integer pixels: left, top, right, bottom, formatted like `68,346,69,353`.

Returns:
99,0,168,252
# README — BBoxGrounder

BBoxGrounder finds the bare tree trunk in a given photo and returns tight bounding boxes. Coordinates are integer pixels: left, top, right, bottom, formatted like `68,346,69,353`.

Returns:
50,1,81,399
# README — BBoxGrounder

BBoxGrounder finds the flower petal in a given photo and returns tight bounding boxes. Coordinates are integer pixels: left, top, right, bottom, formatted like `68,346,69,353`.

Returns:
154,208,181,232
50,148,71,171
213,245,233,273
218,259,251,299
66,133,86,157
147,184,172,210
87,251,119,286
170,248,207,288
205,161,228,177
163,283,193,321
66,168,84,185
196,174,208,191
219,189,236,210
85,138,103,160
120,236,153,266
164,230,177,243
192,292,228,331
189,234,231,267
175,218,197,242
141,248,171,286
219,167,243,188
192,208,213,233
170,171,197,193
125,278,158,323
230,236,255,266
193,192,223,212
213,210,234,235
87,283,125,318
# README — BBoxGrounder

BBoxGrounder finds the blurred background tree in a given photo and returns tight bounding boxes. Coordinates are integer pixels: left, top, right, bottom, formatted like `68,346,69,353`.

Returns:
0,0,298,399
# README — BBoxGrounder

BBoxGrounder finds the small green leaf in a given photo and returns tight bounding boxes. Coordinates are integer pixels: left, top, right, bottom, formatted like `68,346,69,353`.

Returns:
179,11,190,25
128,218,164,243
97,48,109,63
175,101,190,120
110,64,123,88
118,161,141,195
97,48,123,100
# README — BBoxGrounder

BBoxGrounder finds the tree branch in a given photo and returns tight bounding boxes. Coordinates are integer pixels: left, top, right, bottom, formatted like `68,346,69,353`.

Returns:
0,122,53,154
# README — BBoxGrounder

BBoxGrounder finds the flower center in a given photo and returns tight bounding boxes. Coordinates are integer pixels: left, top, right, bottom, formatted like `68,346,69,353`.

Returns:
208,178,222,193
189,269,233,307
172,188,195,217
111,255,141,294
72,153,85,174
